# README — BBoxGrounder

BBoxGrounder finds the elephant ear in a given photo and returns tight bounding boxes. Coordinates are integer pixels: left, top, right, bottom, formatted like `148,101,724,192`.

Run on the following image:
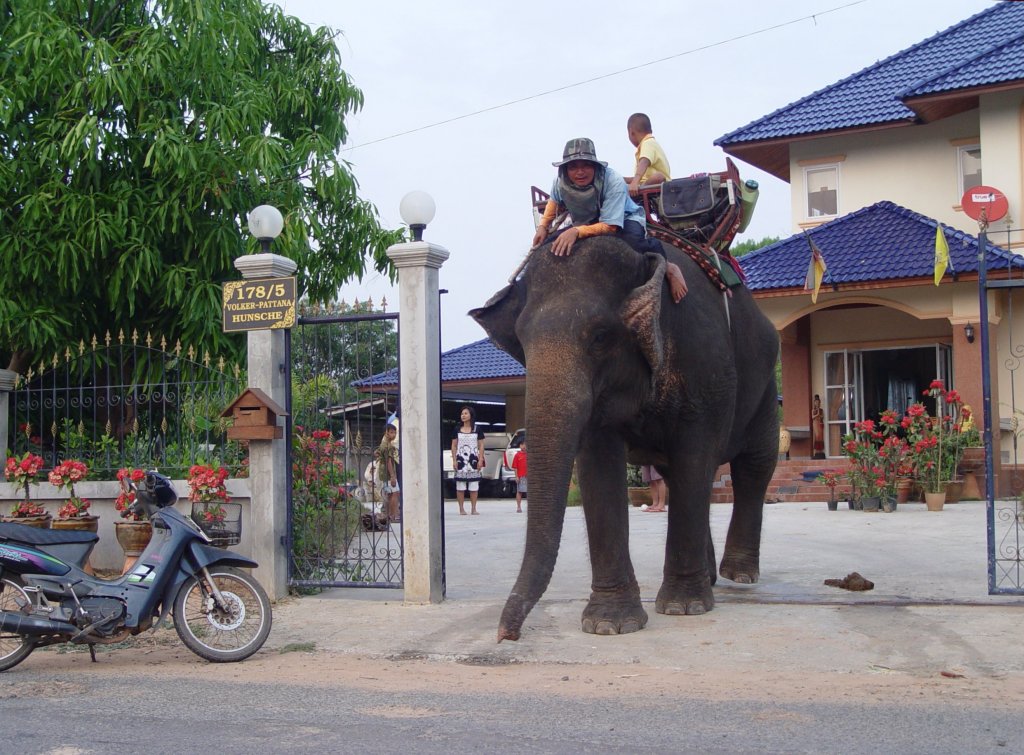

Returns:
620,252,665,373
469,279,526,365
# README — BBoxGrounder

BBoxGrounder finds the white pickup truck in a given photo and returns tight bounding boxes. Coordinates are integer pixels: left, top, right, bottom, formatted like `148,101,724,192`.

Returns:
442,431,517,498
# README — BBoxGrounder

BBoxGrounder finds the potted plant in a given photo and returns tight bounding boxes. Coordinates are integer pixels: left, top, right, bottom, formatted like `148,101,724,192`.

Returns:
816,470,841,511
3,452,51,527
625,463,651,507
903,380,952,511
48,459,98,533
956,405,984,498
187,464,239,546
841,420,886,511
114,467,152,570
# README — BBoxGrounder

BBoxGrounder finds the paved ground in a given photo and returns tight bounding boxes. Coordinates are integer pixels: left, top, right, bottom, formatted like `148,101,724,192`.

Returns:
270,499,1024,678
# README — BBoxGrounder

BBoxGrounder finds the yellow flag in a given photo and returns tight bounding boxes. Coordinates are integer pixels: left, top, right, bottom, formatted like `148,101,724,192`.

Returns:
934,224,949,286
803,236,827,303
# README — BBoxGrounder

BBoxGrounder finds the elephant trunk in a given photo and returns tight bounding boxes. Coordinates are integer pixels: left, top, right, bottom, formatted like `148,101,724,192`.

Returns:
498,354,589,642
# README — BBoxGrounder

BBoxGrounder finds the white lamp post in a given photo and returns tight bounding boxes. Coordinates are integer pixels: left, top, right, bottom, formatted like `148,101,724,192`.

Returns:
247,204,284,253
399,191,436,242
388,191,448,603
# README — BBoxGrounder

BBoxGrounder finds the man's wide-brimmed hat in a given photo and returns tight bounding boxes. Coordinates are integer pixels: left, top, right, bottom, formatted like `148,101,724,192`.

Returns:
552,137,607,168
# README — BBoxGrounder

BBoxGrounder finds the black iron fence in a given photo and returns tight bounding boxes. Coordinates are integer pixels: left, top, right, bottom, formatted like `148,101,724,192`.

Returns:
287,301,403,589
979,224,1024,594
6,330,247,477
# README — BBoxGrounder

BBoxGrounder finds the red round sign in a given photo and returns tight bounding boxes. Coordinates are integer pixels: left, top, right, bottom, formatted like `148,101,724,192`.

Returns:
961,185,1008,222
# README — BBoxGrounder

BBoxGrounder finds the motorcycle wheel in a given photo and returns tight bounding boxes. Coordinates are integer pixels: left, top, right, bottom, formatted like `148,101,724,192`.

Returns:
0,576,36,672
173,567,272,663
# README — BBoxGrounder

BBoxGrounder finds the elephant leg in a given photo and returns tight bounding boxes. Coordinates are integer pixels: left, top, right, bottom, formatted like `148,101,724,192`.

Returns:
577,436,647,636
657,456,716,616
720,386,778,584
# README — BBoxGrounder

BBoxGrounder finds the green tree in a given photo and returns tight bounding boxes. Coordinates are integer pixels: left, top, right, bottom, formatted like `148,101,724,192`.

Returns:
291,300,398,431
0,0,403,373
731,236,781,257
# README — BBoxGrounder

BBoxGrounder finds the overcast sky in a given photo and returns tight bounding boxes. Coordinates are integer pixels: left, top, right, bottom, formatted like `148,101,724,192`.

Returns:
277,0,994,350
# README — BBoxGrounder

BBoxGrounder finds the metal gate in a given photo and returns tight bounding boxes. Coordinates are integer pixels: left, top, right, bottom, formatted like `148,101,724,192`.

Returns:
978,225,1024,594
286,302,403,589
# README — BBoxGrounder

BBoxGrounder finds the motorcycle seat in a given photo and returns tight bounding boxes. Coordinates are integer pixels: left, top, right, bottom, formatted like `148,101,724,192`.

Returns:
0,522,99,546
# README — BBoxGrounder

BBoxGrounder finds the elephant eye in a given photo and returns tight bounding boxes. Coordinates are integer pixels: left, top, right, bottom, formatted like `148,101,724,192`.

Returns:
589,326,611,349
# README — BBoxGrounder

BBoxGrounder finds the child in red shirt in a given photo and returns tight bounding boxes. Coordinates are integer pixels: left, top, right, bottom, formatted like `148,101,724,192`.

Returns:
511,440,528,513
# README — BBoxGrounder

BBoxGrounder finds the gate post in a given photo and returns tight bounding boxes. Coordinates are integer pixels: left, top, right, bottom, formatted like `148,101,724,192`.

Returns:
387,235,449,604
0,368,15,457
233,252,295,601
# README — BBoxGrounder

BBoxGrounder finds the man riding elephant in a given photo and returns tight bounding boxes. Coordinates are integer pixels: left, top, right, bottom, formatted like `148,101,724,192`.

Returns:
532,138,688,303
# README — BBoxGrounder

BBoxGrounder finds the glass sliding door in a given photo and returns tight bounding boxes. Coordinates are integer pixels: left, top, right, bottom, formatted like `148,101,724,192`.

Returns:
824,350,863,457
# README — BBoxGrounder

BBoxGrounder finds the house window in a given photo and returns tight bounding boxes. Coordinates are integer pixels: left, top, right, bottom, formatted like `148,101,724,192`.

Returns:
805,165,839,218
957,144,982,198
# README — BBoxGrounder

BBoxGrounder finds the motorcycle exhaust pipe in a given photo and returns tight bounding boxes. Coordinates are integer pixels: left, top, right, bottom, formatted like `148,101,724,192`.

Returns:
0,610,72,637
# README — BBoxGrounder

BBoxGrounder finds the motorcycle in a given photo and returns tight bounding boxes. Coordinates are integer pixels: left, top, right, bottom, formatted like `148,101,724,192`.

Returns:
0,471,272,671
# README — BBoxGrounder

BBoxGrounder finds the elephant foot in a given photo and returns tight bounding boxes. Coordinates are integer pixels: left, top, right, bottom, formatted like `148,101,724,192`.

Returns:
655,580,714,616
581,589,648,636
719,554,760,584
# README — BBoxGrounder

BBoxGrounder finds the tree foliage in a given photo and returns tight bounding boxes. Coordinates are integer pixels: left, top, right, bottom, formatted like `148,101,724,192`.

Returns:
0,0,404,372
291,300,398,431
731,236,781,257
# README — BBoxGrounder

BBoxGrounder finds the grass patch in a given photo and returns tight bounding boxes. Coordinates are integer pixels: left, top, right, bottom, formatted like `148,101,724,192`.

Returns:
279,641,316,654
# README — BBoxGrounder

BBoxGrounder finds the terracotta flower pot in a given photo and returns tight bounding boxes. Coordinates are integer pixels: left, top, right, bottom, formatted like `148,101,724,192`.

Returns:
895,477,913,504
943,479,964,504
627,487,652,507
925,491,946,511
52,515,99,533
1,514,52,528
115,521,153,572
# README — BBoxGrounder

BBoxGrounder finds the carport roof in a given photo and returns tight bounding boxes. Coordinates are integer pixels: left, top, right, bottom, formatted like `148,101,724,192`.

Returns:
353,337,523,390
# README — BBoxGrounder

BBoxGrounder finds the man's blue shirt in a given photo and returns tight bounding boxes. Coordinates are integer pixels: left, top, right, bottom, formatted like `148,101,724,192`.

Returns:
550,165,646,229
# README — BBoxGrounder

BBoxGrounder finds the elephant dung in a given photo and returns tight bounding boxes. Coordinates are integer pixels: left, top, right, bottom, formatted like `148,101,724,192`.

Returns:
823,572,875,591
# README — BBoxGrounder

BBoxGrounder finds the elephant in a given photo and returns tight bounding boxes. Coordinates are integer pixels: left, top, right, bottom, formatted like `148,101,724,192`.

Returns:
470,235,779,642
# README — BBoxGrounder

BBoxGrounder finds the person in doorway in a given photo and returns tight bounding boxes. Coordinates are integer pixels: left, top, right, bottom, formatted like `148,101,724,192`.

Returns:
376,422,401,523
531,137,687,303
626,113,671,196
511,438,528,513
451,406,485,515
640,464,667,512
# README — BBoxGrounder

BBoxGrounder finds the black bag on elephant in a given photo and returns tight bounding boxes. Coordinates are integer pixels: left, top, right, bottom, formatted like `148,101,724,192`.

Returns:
658,176,716,230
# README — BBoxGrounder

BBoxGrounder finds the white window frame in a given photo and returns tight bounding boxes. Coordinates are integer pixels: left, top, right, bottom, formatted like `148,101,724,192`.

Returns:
804,163,840,219
956,143,982,199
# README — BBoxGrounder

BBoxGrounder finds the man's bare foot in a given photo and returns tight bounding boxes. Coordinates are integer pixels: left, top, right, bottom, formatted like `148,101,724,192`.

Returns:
471,510,479,515
667,262,687,303
459,509,467,516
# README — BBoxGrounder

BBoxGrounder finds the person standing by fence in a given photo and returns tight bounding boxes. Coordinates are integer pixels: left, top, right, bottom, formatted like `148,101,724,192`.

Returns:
451,406,484,515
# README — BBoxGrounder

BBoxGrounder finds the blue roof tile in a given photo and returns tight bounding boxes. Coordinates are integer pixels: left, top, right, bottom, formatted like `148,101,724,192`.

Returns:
354,338,523,389
741,200,1023,291
716,3,1024,146
903,31,1024,97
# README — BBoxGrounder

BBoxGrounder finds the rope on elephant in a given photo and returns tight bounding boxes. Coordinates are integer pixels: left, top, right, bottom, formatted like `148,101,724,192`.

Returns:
646,226,729,293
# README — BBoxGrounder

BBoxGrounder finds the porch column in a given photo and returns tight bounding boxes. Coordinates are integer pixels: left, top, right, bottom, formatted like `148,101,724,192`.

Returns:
233,252,295,601
780,319,812,457
387,238,449,604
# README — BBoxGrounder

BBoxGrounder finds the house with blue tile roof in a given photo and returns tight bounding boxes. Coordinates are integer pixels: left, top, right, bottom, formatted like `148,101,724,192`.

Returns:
713,1,1024,486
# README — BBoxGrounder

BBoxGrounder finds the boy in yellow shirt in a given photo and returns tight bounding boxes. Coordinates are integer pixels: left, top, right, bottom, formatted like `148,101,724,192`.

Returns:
626,113,671,197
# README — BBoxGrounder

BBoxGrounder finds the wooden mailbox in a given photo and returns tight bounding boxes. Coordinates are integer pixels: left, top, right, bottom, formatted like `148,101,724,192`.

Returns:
221,387,287,441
